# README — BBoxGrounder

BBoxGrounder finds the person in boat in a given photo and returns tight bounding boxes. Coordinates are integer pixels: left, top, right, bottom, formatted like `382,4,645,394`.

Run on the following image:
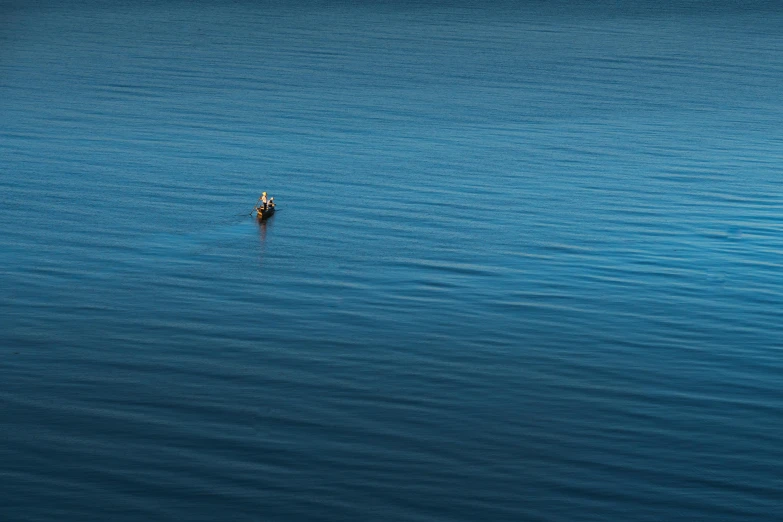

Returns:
259,192,268,212
267,197,275,209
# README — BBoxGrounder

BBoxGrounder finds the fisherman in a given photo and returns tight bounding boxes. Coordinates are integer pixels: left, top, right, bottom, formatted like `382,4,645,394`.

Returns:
260,192,268,211
268,197,275,209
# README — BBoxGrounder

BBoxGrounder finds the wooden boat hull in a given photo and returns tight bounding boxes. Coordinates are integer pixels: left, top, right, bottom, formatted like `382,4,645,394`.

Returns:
256,206,275,220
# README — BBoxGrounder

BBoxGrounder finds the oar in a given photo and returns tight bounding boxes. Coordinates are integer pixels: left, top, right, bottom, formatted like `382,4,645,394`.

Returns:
249,197,262,216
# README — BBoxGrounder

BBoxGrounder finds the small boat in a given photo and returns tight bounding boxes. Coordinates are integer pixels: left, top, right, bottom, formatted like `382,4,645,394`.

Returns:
256,205,276,220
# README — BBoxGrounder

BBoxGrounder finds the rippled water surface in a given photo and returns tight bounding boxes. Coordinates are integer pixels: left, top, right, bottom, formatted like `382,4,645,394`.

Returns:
2,2,782,520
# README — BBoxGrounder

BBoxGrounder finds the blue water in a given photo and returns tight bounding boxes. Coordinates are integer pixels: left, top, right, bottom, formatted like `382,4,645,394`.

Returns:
2,2,782,520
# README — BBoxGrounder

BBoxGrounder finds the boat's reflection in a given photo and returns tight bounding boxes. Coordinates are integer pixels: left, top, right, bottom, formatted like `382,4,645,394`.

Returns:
257,217,268,243
255,215,274,264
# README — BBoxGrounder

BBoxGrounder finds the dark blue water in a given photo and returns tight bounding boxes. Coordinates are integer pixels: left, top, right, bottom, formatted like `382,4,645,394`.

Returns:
2,2,782,520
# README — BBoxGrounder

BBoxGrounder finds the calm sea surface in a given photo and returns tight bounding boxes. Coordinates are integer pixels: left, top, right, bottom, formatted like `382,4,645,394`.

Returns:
2,1,782,520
